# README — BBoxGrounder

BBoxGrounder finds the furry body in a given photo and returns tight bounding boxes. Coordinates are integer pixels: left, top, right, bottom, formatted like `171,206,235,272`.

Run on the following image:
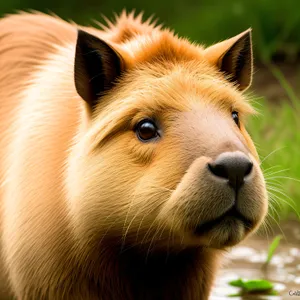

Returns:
0,11,267,299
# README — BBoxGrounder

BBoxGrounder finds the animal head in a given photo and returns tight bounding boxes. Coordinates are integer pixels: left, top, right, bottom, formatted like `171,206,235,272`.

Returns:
68,11,268,252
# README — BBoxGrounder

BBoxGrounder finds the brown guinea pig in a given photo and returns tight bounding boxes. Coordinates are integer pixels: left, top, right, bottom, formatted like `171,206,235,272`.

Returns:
0,11,268,300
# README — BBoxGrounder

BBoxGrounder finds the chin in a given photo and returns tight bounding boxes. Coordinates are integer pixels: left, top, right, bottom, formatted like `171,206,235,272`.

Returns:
192,207,256,248
200,217,247,248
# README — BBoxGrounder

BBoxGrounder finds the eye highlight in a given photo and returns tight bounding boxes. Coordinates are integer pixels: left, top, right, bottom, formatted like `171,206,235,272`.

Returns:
232,111,240,127
135,119,160,142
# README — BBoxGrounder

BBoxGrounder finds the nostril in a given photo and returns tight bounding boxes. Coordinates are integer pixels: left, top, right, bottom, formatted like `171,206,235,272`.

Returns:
208,163,229,180
244,161,253,177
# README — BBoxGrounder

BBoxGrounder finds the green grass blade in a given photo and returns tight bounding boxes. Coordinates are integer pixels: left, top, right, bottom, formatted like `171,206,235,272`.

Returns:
265,235,282,265
267,64,300,108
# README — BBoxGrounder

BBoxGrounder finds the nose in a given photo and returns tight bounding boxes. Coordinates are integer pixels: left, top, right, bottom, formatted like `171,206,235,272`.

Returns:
208,152,253,192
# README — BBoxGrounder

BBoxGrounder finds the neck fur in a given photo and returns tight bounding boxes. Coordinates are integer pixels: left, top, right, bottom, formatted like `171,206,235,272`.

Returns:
72,239,221,300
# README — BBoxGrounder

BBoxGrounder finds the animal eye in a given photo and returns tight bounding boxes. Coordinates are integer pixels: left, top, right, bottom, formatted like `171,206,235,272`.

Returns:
135,119,160,142
232,111,240,127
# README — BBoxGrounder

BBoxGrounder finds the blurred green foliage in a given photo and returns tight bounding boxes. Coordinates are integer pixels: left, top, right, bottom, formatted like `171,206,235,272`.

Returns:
1,0,300,62
248,67,300,218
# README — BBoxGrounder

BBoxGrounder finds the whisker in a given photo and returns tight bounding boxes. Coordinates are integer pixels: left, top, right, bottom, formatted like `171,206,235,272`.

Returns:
267,176,300,183
262,165,283,173
268,200,281,221
260,147,285,165
267,186,296,205
267,190,299,218
266,213,286,241
264,168,290,177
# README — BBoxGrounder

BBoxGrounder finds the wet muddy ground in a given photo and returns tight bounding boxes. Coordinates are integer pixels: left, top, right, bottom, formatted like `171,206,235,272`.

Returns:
211,220,300,299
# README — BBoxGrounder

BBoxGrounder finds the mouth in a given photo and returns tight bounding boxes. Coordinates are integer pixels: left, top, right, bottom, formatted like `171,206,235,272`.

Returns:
194,206,253,236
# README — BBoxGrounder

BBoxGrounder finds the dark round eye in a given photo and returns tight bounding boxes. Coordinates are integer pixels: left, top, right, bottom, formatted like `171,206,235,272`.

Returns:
232,111,240,127
135,119,160,142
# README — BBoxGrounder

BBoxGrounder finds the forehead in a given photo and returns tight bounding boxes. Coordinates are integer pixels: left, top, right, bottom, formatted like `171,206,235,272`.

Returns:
95,28,255,118
90,60,255,153
104,60,255,118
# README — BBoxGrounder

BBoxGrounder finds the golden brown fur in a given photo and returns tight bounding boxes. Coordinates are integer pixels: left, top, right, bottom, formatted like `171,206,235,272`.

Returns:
0,11,268,299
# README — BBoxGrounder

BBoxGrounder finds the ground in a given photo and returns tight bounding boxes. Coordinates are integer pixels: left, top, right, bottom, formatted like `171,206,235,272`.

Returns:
212,219,300,299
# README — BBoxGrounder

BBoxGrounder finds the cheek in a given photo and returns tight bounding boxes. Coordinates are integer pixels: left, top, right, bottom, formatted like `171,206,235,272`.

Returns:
68,144,144,238
240,125,259,161
238,162,268,224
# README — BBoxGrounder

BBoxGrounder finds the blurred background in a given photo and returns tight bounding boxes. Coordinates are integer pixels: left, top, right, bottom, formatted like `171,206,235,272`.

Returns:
1,1,300,297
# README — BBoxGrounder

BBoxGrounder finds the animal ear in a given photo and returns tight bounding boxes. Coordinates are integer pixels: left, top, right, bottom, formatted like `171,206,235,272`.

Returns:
74,30,124,110
204,29,253,91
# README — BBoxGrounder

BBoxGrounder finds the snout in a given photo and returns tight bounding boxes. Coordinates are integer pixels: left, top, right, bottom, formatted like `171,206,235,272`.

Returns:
158,151,268,248
208,152,253,194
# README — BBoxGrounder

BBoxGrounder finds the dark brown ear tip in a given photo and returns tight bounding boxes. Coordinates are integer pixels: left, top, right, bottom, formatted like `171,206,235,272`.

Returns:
76,29,98,49
74,28,124,110
77,29,84,36
76,29,88,42
77,29,94,38
238,31,252,45
76,30,88,54
237,29,252,44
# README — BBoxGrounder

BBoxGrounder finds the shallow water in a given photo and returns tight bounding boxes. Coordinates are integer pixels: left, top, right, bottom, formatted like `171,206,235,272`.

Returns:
211,220,300,300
